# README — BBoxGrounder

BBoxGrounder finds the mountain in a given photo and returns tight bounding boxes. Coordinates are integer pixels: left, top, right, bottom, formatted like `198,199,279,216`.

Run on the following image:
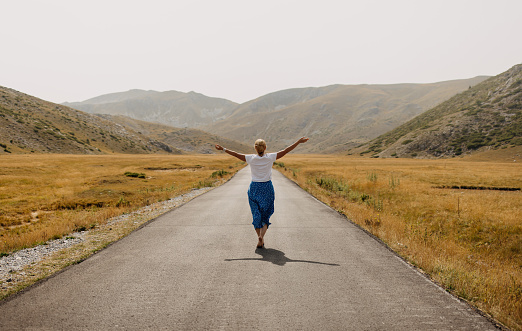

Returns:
101,115,251,154
355,64,522,158
64,89,239,128
0,86,252,155
0,86,181,154
203,77,489,152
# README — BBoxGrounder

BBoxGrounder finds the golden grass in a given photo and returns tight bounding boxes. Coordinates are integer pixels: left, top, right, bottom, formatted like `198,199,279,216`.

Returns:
1,152,520,328
276,154,521,330
0,154,243,254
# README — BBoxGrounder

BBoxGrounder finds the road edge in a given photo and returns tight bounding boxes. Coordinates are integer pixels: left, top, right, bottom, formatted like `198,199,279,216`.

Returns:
274,169,509,331
0,170,243,305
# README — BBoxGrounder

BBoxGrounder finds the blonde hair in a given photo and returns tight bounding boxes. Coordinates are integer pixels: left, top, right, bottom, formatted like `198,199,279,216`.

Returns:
254,139,266,156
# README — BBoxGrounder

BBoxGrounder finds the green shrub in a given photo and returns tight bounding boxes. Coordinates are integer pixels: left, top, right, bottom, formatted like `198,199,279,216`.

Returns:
315,177,351,193
124,172,146,179
194,179,215,188
367,172,378,182
116,197,130,207
211,169,229,178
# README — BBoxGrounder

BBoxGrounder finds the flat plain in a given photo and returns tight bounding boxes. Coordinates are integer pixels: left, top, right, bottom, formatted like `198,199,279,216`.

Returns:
0,167,500,330
0,150,520,330
277,149,521,330
0,154,242,254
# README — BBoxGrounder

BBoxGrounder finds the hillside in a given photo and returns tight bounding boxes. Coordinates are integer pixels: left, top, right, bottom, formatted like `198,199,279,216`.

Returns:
203,77,489,152
356,64,522,158
102,115,252,154
64,89,239,128
0,86,180,155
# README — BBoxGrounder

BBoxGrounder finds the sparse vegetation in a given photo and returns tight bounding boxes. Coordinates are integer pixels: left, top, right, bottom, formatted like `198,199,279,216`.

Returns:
124,171,146,178
277,154,521,330
193,179,216,188
359,64,522,158
211,169,229,178
0,86,185,155
0,154,243,255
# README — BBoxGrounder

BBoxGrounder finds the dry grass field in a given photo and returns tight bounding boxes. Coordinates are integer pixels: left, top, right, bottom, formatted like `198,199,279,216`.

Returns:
276,151,521,330
0,154,243,255
1,151,520,329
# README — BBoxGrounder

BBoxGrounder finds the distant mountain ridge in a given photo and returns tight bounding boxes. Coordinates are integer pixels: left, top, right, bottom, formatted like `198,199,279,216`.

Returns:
226,85,341,117
203,77,490,152
356,64,522,158
5,68,515,157
0,87,249,155
0,87,178,154
65,77,490,153
102,115,251,154
65,89,159,105
64,90,238,128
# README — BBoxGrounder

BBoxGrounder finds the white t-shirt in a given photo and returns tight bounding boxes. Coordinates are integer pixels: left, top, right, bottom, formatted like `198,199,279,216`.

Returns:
245,153,277,182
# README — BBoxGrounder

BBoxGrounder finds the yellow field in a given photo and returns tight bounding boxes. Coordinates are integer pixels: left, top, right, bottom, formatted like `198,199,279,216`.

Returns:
1,152,521,329
0,154,243,254
276,154,521,330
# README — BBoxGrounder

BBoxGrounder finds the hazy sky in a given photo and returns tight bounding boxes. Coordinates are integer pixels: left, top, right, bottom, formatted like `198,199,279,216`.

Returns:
2,0,521,104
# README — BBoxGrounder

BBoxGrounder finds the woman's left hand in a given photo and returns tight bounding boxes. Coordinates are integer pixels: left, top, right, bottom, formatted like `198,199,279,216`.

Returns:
215,144,224,151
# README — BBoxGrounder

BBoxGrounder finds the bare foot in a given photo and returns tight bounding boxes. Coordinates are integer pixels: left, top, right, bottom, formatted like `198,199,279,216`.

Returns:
257,236,263,248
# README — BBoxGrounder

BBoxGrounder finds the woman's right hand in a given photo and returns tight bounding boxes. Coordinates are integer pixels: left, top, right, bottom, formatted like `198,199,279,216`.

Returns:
298,137,309,144
215,144,224,151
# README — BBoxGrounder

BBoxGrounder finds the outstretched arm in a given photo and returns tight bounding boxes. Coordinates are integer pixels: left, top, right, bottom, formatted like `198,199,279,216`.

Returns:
276,137,309,160
215,144,246,162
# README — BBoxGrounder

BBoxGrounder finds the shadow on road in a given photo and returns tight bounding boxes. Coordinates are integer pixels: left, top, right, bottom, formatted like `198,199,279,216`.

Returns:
225,248,340,267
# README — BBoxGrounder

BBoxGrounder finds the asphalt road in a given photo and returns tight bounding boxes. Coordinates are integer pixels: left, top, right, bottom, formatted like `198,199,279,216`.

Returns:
0,168,499,330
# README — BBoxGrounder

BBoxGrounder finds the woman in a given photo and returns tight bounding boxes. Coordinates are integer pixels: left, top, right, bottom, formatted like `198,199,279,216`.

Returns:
215,137,309,248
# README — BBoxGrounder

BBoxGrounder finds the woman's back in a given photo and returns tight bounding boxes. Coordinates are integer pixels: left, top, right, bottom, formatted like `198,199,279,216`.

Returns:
245,153,277,182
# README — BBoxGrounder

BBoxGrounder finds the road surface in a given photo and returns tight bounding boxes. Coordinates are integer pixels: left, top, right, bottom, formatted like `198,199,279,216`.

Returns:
0,168,499,330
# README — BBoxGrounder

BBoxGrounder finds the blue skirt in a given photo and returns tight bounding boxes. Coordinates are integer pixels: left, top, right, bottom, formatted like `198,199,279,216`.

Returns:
248,181,275,229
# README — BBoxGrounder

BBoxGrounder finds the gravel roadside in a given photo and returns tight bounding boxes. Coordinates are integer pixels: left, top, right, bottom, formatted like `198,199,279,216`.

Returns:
0,186,213,300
